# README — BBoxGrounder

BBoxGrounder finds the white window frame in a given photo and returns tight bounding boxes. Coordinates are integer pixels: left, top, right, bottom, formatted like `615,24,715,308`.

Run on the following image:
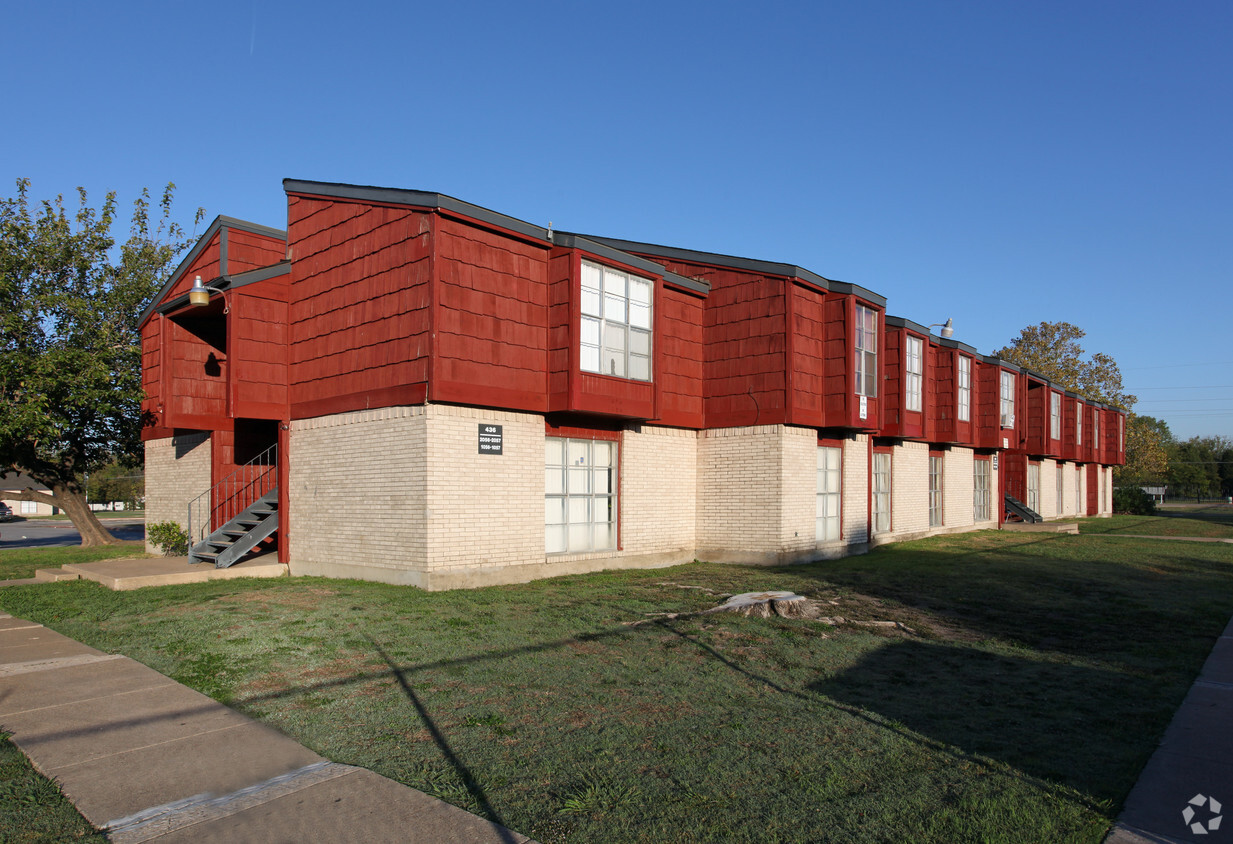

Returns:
1027,462,1041,514
957,355,971,422
1076,401,1083,446
545,437,617,554
816,446,842,542
855,305,878,398
905,336,923,412
1056,464,1065,516
872,451,891,535
1050,393,1061,441
1075,466,1082,512
974,458,991,522
1093,410,1100,451
928,454,943,527
1000,371,1015,428
580,260,653,382
20,500,38,515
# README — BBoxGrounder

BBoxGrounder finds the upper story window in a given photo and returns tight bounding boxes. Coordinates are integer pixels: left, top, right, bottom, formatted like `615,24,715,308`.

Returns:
855,305,877,397
1050,393,1061,440
999,371,1015,428
905,336,923,412
581,260,652,381
1093,409,1100,450
1076,401,1083,446
957,356,971,422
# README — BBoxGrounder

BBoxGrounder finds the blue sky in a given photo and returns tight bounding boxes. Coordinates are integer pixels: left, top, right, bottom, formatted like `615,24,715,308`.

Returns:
4,1,1230,439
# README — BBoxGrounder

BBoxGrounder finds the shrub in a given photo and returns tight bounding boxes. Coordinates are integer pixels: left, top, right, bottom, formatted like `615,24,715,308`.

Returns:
1113,487,1157,516
147,521,189,556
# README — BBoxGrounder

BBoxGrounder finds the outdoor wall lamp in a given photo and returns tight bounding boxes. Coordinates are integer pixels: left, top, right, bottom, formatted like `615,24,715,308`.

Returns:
188,275,230,313
929,318,955,339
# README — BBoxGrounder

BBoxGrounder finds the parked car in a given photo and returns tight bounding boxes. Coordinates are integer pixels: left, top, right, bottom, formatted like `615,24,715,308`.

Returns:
0,503,13,522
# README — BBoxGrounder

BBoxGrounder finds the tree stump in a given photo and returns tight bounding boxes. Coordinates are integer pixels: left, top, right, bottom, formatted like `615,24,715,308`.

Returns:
710,591,813,618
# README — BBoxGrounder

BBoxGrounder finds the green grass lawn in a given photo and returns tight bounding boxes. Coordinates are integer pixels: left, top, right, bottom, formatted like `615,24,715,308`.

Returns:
2,529,1232,843
0,734,104,843
0,544,148,581
1076,504,1233,538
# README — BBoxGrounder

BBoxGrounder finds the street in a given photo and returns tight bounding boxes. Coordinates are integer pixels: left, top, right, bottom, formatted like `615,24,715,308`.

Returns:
0,518,144,549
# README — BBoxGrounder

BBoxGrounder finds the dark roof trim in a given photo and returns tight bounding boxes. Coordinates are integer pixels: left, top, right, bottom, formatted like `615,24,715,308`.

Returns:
885,315,930,335
662,271,709,296
139,216,287,326
935,337,979,355
152,262,291,317
283,178,550,244
983,355,1021,372
552,233,666,276
825,280,888,308
579,234,837,296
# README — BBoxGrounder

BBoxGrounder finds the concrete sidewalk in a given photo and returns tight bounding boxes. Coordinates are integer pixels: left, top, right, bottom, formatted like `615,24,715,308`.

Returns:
1105,613,1233,843
0,613,534,843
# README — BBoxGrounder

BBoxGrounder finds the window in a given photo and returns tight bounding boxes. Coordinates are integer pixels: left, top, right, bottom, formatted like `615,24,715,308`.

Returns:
957,356,971,422
1119,414,1124,451
1093,410,1100,451
1075,466,1082,512
1056,464,1065,516
1050,393,1061,440
999,371,1015,428
20,500,37,515
1027,462,1040,514
1076,401,1083,446
928,455,943,527
816,446,842,542
545,437,617,554
855,304,877,397
974,459,991,522
904,336,923,412
581,260,652,381
872,452,891,534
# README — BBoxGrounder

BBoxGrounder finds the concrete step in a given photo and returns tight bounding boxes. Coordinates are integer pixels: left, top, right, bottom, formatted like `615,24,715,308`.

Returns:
34,567,80,583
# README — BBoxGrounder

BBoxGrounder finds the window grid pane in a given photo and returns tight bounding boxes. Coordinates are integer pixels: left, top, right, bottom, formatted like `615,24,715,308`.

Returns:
816,446,841,542
855,305,878,398
546,436,618,554
906,337,922,412
974,459,991,522
579,260,652,382
957,356,971,422
928,455,943,527
873,452,891,534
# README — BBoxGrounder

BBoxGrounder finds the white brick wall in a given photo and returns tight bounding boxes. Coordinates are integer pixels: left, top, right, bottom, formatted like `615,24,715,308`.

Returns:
884,441,928,542
144,433,211,553
621,425,697,556
943,447,975,529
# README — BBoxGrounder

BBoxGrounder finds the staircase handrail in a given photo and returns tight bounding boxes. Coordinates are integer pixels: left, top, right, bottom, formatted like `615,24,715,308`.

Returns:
187,443,278,545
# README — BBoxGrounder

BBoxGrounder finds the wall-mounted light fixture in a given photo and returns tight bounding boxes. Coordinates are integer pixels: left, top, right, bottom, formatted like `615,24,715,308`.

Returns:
188,275,229,313
929,318,954,339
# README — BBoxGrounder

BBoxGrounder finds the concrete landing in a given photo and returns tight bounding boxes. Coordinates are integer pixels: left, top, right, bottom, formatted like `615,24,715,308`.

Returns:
1001,521,1080,534
0,612,535,843
26,556,288,591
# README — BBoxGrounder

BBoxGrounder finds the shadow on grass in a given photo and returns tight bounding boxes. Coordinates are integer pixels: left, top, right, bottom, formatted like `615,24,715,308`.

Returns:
812,638,1147,804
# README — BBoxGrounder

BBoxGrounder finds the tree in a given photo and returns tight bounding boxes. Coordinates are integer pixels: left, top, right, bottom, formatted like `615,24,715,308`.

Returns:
993,321,1136,410
0,179,202,545
1115,414,1171,487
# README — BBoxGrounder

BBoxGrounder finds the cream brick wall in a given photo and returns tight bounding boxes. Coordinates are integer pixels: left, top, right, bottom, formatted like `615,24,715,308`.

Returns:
289,406,430,577
621,425,698,556
1042,459,1058,519
423,405,544,572
884,441,929,542
842,435,869,546
696,424,815,562
942,447,975,530
144,433,211,553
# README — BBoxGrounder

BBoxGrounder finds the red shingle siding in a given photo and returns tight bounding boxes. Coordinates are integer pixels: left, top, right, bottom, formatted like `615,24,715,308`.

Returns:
168,317,228,422
166,235,222,301
286,196,433,417
789,283,827,427
654,286,704,428
432,217,550,411
226,229,285,274
231,281,290,418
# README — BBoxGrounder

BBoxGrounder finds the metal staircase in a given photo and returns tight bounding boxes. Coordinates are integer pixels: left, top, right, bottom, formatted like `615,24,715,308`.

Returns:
189,489,279,567
186,443,278,568
1004,493,1043,524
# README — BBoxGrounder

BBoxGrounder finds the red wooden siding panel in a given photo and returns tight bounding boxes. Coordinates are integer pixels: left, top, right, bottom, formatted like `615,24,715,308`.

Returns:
286,196,434,417
231,281,290,418
432,216,549,411
1026,381,1046,455
789,283,827,427
932,346,954,443
882,331,903,436
166,317,228,425
546,250,573,408
165,235,223,302
226,229,286,274
655,286,705,428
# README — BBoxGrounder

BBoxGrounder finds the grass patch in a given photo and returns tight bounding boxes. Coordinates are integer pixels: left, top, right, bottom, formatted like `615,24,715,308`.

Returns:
0,544,148,580
0,733,105,842
1,531,1230,842
1075,504,1233,538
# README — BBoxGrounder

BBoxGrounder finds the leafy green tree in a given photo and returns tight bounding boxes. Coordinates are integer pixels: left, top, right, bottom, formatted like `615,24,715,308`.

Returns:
993,321,1136,410
1115,414,1172,487
1167,436,1232,500
0,179,201,544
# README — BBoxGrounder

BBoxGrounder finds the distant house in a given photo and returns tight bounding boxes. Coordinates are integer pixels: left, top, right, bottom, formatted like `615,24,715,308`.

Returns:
0,474,57,517
140,178,1127,589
